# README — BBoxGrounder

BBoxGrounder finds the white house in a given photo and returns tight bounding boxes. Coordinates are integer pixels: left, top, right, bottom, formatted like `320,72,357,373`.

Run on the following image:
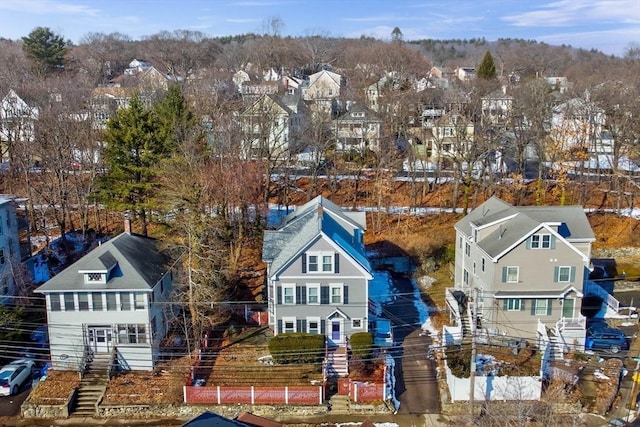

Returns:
36,220,177,371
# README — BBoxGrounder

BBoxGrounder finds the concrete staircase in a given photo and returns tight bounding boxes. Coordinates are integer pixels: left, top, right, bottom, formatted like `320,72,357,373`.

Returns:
71,353,111,416
328,394,350,413
326,346,349,377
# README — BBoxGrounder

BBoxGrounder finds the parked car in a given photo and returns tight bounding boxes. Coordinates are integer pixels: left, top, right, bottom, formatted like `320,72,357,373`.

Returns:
586,326,629,354
0,359,35,396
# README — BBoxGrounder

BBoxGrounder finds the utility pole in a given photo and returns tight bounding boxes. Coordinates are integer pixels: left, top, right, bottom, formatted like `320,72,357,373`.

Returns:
469,287,477,419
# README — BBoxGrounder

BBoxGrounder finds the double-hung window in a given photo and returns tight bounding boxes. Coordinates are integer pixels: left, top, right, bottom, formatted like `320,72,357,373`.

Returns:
283,284,295,304
330,284,342,304
531,234,551,249
307,285,320,304
558,266,571,282
307,252,334,273
505,266,519,283
534,299,549,316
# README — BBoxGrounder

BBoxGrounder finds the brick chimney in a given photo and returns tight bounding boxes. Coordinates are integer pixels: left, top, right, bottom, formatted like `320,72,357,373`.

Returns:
124,212,132,234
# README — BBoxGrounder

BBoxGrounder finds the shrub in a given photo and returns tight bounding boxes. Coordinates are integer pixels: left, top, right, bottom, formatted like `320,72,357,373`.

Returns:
350,332,373,359
447,346,472,378
268,333,324,366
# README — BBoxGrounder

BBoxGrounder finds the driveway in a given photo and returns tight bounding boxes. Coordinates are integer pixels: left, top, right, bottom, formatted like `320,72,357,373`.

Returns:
383,274,440,414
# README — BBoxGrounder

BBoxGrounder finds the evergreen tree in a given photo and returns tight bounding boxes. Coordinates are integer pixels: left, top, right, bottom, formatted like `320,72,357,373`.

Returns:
477,50,497,79
98,94,158,235
152,83,195,153
22,27,68,76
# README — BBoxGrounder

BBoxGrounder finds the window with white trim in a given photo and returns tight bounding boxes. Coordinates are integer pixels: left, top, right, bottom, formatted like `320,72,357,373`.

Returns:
283,317,296,333
78,292,89,311
506,298,521,311
0,249,5,265
352,318,363,329
307,252,334,273
307,317,320,334
463,269,469,285
531,234,551,249
117,324,147,344
534,299,548,315
50,293,61,311
63,293,75,311
134,292,145,309
558,266,571,282
465,242,471,256
330,284,342,304
506,266,519,283
307,284,320,304
282,284,295,304
481,257,485,272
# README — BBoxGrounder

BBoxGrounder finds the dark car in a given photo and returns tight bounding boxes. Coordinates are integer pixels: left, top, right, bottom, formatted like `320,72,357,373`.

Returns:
586,326,629,353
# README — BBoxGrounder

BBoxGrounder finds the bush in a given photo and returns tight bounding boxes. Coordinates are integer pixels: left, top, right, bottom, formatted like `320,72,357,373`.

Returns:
447,346,472,378
350,332,373,359
268,333,324,365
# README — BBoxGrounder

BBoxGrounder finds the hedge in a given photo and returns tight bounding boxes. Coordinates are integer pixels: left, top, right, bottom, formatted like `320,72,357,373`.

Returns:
268,333,325,365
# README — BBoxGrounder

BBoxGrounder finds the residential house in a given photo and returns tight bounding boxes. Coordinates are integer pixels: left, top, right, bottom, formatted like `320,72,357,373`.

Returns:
0,196,29,302
239,94,299,159
429,66,454,80
550,98,606,155
302,69,343,113
35,220,177,371
449,196,594,351
544,76,570,94
0,90,39,164
455,67,476,82
262,196,373,348
481,86,513,126
333,103,383,153
124,59,152,75
425,114,475,169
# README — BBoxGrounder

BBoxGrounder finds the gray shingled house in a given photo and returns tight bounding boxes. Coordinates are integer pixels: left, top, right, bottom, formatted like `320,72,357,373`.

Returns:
36,221,176,371
449,196,595,352
262,196,373,351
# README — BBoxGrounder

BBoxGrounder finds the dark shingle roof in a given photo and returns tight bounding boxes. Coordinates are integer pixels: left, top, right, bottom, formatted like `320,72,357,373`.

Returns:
36,233,169,293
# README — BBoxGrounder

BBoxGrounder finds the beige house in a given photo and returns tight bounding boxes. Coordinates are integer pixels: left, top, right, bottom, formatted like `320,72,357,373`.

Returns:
448,196,594,352
239,94,299,159
333,104,382,153
302,70,342,113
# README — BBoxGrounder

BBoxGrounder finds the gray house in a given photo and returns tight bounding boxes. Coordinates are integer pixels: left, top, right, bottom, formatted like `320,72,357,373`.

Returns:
36,221,176,371
449,196,595,351
262,196,373,348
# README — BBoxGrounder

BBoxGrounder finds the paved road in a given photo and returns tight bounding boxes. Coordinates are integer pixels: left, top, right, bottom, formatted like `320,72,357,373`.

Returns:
0,381,33,418
383,274,440,415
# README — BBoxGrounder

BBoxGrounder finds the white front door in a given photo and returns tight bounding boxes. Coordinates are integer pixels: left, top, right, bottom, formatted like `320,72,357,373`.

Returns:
88,326,112,353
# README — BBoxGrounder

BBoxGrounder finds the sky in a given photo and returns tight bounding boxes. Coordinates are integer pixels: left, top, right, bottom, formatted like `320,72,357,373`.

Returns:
1,0,639,57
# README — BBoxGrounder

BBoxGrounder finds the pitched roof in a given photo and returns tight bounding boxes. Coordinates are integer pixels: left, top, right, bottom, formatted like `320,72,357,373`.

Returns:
36,233,170,293
235,412,282,427
182,411,248,427
455,196,595,259
263,196,371,277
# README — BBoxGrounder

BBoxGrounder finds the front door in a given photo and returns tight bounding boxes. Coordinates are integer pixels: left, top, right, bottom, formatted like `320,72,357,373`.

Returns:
562,298,575,318
331,320,342,343
88,326,113,353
